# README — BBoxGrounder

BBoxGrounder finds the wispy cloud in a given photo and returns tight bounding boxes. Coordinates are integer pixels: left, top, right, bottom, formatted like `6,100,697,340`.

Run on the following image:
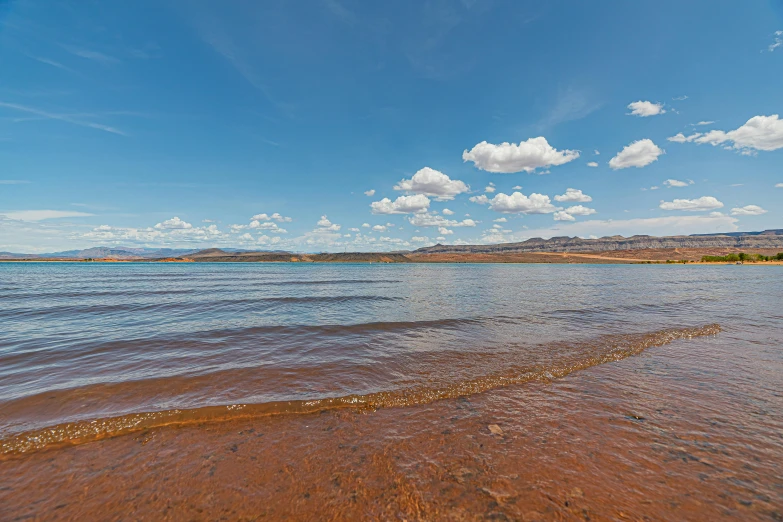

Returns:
0,210,94,221
537,87,602,130
30,56,76,73
0,102,127,136
322,0,357,25
60,44,120,64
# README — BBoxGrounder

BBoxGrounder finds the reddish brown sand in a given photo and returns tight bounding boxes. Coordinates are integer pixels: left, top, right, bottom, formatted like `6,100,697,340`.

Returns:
1,332,780,521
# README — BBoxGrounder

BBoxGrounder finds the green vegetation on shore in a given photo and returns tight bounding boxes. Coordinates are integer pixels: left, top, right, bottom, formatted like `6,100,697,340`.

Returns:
701,253,783,263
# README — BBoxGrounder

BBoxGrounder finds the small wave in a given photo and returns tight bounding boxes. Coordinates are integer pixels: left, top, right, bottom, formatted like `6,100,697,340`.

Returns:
0,324,720,455
0,295,402,320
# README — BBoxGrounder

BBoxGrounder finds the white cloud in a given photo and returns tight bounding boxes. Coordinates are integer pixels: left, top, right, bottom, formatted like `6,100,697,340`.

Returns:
731,205,767,216
553,211,575,221
371,194,430,214
564,205,596,216
442,208,455,215
372,225,387,232
609,139,664,169
512,185,522,190
594,150,600,155
364,189,375,197
493,217,507,223
0,210,94,221
437,227,453,235
776,183,783,188
410,236,430,243
484,185,496,193
667,133,701,143
462,137,579,173
663,179,690,188
469,194,489,205
670,115,783,153
407,212,476,228
257,235,282,245
692,121,715,126
554,188,592,203
695,115,783,152
627,101,666,117
768,30,782,52
659,196,724,211
361,223,370,228
673,95,688,101
475,191,559,214
349,227,360,232
393,167,468,200
587,162,598,167
316,215,341,231
252,212,292,222
248,220,287,233
155,216,193,230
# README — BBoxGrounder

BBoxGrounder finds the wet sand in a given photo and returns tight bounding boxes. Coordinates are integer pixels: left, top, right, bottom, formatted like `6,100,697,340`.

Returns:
2,329,781,521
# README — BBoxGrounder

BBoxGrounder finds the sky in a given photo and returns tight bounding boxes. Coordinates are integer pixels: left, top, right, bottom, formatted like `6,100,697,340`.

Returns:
1,0,782,253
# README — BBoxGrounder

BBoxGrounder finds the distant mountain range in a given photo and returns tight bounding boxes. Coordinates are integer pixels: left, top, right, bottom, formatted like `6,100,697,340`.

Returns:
0,246,288,259
413,230,783,255
1,230,781,259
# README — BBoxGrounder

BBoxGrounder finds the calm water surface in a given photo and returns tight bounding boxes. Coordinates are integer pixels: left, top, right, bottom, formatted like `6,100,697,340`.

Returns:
0,263,781,520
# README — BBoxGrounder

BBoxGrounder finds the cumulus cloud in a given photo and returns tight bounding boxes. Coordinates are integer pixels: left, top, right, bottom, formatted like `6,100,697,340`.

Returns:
669,115,783,152
667,133,700,143
493,217,507,223
553,211,575,221
249,220,287,233
587,161,598,167
776,183,783,188
393,167,468,200
442,208,455,215
627,101,666,117
609,139,664,169
564,205,596,216
364,189,375,197
316,215,341,231
372,224,387,232
485,185,496,193
554,188,592,203
371,194,430,214
731,205,767,216
0,210,94,221
659,196,724,211
251,212,292,222
407,212,476,228
474,191,559,214
663,179,692,188
155,216,193,230
437,227,453,235
462,137,579,173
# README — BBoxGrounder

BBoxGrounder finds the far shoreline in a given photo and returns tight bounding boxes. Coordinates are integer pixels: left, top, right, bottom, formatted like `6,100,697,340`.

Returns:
3,248,783,266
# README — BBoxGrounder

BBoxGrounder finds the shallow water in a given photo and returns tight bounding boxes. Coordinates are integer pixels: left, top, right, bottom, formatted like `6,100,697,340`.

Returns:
1,263,781,520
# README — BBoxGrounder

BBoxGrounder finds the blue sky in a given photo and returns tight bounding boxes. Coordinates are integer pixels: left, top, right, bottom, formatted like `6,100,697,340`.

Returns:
1,0,781,253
